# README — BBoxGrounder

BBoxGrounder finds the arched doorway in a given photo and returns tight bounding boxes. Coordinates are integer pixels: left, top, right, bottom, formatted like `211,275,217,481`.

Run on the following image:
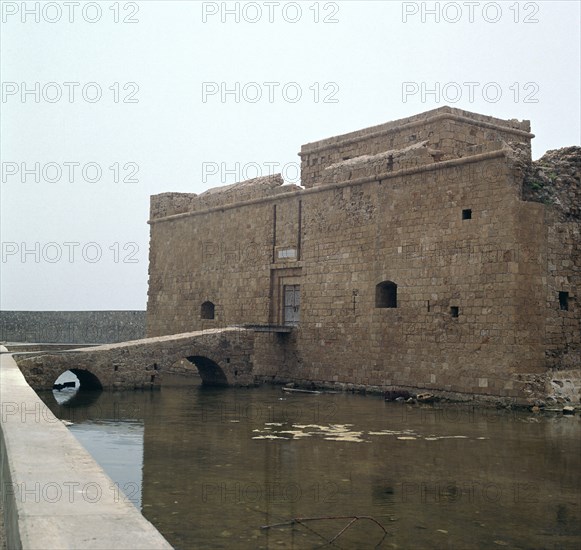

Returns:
186,356,228,386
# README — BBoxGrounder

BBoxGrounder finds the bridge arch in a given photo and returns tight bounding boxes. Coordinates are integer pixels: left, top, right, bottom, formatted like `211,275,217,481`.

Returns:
68,368,103,391
16,327,254,391
186,356,228,386
51,368,103,407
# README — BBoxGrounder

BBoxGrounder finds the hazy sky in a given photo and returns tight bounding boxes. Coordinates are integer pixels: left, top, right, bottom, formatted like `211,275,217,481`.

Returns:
1,0,580,311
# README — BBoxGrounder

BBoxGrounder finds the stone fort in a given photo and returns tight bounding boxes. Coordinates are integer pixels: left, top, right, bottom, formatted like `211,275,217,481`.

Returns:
146,106,580,402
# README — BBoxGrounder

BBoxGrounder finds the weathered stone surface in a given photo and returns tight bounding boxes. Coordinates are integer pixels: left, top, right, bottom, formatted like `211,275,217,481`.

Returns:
299,106,533,188
519,147,581,373
150,174,302,220
0,311,145,344
145,107,580,403
320,140,435,185
523,146,581,220
15,328,254,390
515,368,581,404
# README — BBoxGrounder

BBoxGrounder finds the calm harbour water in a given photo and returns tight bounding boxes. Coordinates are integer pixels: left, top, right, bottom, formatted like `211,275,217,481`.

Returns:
40,379,581,550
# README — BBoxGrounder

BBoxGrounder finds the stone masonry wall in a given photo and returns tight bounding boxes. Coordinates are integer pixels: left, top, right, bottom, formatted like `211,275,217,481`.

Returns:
523,147,581,371
150,175,302,220
0,311,145,344
146,108,579,402
290,153,546,398
300,106,533,188
16,328,254,391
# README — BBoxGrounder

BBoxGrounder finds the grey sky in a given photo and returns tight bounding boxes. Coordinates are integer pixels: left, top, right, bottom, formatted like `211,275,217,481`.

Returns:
1,0,580,310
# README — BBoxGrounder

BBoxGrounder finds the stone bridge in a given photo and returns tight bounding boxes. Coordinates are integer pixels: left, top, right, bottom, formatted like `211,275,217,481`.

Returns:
14,327,254,391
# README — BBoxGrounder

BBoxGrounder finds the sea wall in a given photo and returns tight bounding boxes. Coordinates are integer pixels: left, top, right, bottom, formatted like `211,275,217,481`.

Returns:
0,311,145,344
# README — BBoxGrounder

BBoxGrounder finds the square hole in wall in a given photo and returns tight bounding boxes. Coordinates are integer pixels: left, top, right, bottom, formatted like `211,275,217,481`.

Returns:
462,209,472,220
559,291,569,311
450,306,459,318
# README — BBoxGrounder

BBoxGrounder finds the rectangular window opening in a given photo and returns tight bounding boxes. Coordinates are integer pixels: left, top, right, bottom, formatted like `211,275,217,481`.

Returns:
559,291,569,311
462,209,472,220
376,281,397,308
450,306,459,318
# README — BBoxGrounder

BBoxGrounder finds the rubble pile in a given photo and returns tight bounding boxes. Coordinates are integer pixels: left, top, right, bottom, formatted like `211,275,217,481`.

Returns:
523,146,581,220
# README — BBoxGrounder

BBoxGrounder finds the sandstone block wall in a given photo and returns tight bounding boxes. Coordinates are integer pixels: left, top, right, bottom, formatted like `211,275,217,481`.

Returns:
150,175,302,220
146,108,579,401
300,106,533,188
522,147,581,372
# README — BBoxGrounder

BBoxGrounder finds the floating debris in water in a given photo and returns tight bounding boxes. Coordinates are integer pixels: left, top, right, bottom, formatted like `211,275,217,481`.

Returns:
324,434,364,442
252,423,365,442
252,421,478,444
278,430,313,439
422,435,469,440
308,424,365,442
293,424,328,429
368,429,417,436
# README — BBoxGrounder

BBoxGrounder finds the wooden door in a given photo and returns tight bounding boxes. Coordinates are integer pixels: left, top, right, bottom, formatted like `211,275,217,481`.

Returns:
283,285,300,326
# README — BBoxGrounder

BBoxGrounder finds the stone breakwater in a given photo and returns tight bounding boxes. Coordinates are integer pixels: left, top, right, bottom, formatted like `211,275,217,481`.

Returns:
0,311,145,345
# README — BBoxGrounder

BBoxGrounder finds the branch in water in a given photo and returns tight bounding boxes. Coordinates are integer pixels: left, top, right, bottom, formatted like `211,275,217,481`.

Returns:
261,514,391,547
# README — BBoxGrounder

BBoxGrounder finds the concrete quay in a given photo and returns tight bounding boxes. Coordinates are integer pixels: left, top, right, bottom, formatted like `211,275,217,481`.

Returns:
0,346,172,550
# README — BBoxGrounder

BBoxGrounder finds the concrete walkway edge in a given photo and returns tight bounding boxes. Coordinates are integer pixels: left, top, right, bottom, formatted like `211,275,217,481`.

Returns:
0,346,172,549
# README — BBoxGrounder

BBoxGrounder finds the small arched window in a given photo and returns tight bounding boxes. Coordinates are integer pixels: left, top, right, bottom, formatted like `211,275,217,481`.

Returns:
201,301,215,320
376,281,397,308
